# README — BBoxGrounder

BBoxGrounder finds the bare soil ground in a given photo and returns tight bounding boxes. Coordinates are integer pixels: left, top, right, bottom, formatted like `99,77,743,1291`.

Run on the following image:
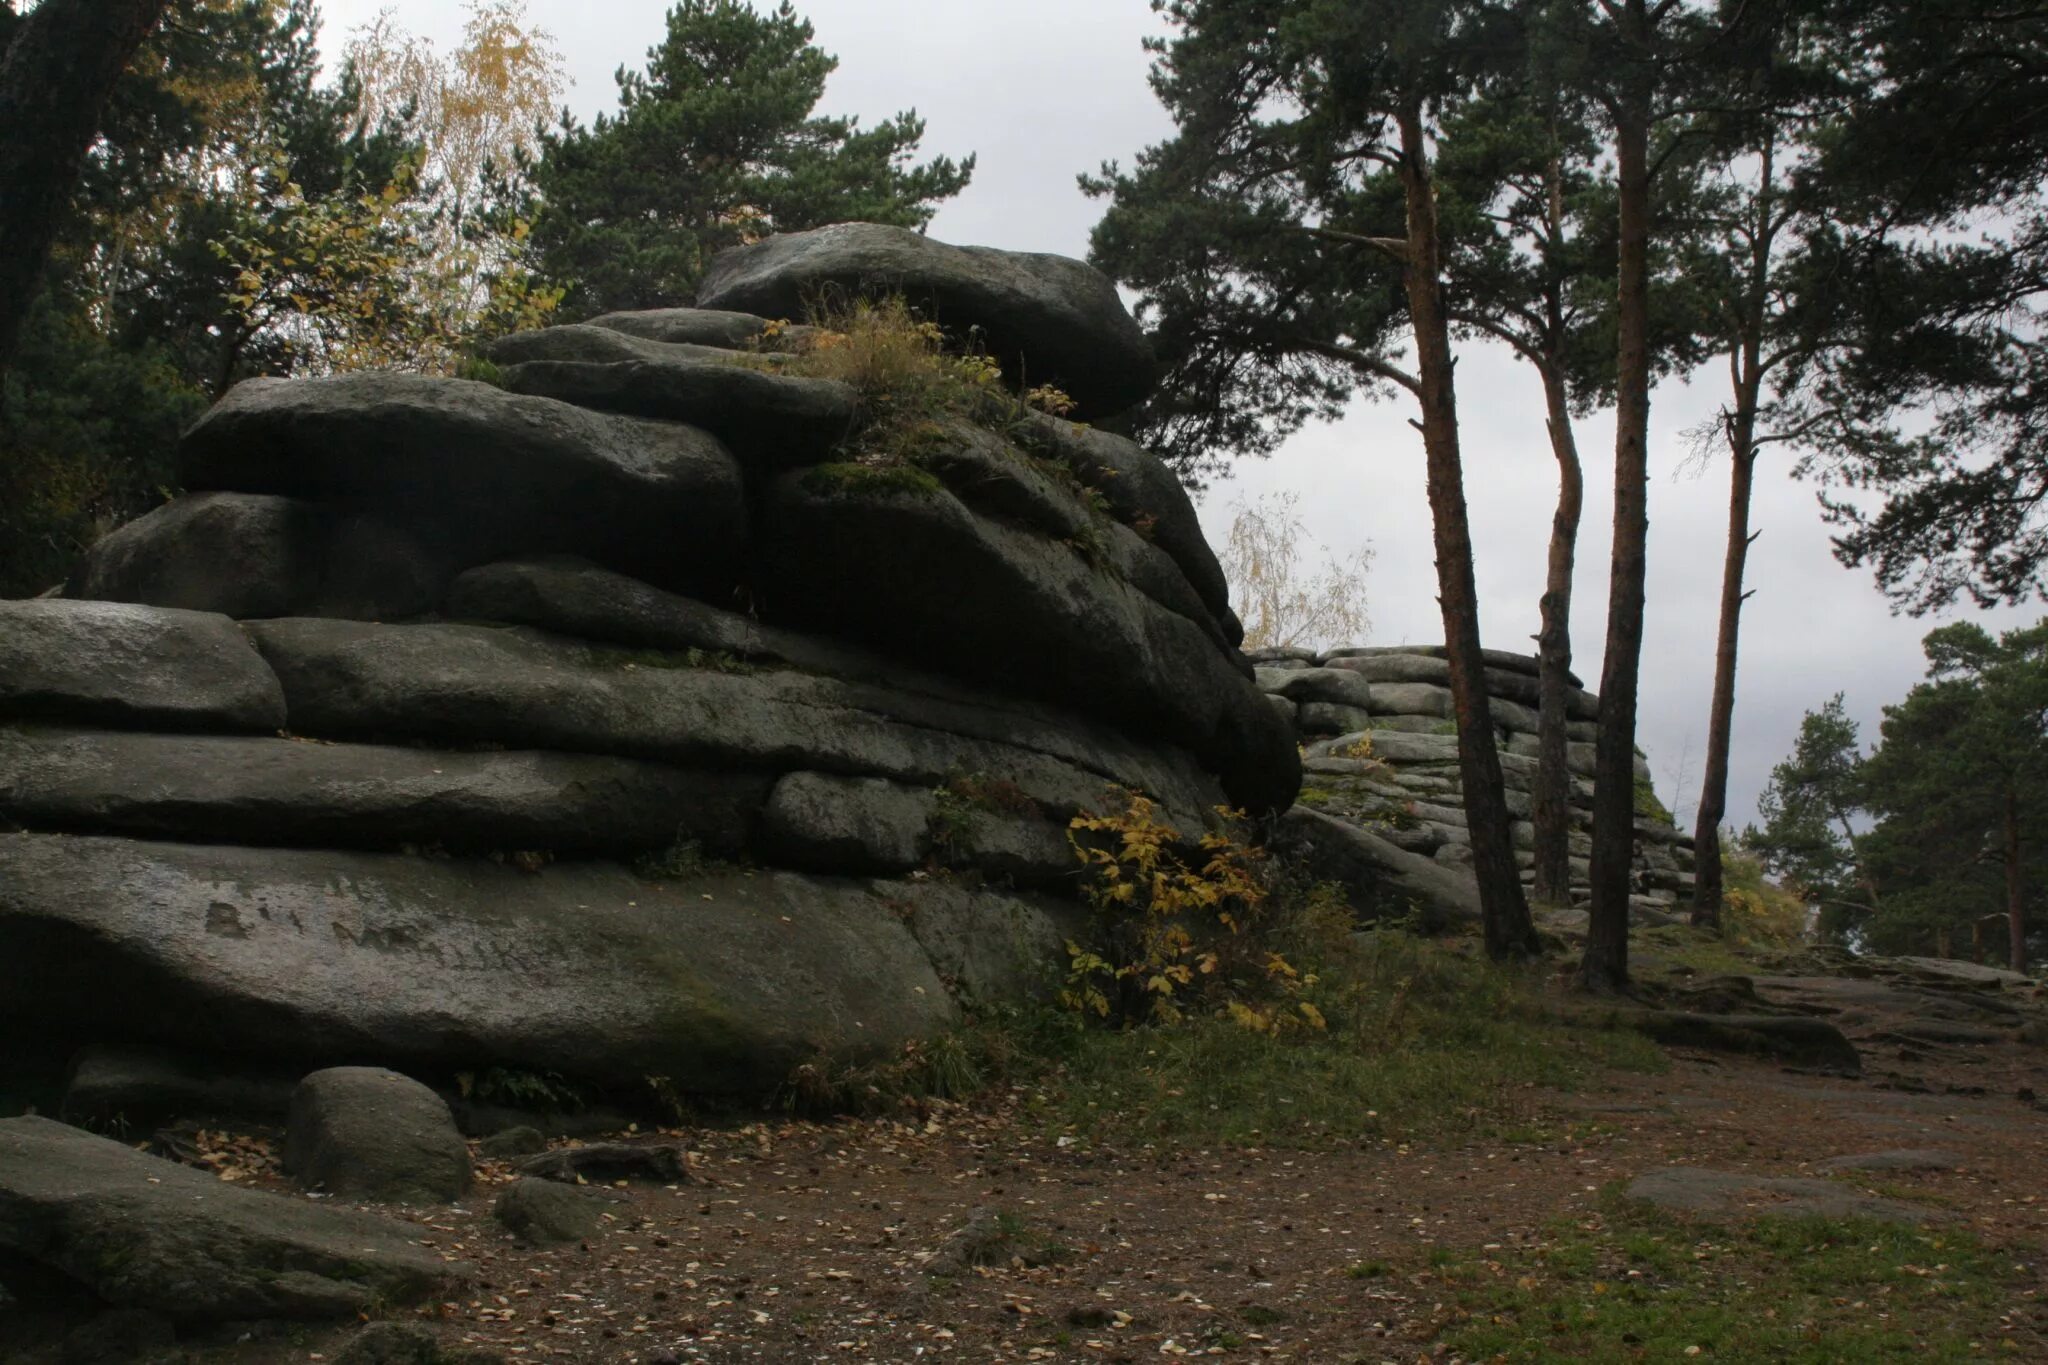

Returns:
7,952,2046,1365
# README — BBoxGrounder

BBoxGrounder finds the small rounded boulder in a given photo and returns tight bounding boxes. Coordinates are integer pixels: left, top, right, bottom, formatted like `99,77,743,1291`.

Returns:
285,1067,472,1204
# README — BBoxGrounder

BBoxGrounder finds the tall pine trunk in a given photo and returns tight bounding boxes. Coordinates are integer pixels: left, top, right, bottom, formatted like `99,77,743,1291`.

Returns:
1397,103,1541,961
1692,134,1780,931
1532,360,1584,906
0,0,171,376
1582,0,1654,993
1690,401,1760,926
2005,783,2025,973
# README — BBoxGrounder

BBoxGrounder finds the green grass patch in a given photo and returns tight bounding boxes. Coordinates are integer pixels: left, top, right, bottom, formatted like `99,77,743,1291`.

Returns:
1017,928,1666,1148
798,459,944,499
1429,1195,2035,1362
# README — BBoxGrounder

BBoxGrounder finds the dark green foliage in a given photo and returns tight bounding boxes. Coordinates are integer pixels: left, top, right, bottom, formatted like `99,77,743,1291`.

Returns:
1751,622,2048,964
1785,1,2048,613
1854,622,2048,963
1746,693,1871,938
0,298,201,595
0,0,429,594
524,1,973,316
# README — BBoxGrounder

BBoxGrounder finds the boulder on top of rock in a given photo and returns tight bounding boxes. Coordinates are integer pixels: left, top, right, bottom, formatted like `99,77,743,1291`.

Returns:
177,374,747,596
286,1067,472,1204
66,491,450,622
0,1115,462,1320
487,323,856,462
0,600,284,733
1258,667,1373,710
0,833,958,1090
0,724,767,857
913,420,1231,649
1324,643,1582,685
695,223,1156,419
1314,730,1460,765
1324,651,1598,718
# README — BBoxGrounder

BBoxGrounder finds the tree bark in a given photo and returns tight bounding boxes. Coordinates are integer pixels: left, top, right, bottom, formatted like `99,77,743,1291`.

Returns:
1692,133,1780,931
0,0,171,377
1396,102,1541,962
1531,359,1584,906
2005,782,2025,973
1582,0,1654,994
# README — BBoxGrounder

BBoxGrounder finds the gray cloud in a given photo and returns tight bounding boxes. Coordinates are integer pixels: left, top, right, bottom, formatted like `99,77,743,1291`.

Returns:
315,0,2037,831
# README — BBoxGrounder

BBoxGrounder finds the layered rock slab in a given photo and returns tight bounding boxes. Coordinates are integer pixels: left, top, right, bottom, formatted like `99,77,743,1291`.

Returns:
0,833,970,1089
759,473,1296,814
177,374,747,596
0,599,284,733
0,1115,462,1320
243,617,1222,822
0,725,766,856
488,323,856,462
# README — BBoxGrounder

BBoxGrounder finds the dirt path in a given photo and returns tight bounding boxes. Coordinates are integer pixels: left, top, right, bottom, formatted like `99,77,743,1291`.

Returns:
151,1031,2036,1365
9,945,2046,1365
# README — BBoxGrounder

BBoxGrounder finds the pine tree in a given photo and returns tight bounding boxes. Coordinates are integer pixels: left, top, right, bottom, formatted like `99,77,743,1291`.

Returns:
524,0,974,316
1086,0,1544,961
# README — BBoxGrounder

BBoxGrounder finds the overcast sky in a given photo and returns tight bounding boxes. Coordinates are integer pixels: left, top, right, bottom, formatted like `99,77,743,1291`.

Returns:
319,0,2037,832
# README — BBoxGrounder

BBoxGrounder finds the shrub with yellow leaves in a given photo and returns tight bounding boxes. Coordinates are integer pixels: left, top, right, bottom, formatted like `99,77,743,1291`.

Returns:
1063,789,1325,1034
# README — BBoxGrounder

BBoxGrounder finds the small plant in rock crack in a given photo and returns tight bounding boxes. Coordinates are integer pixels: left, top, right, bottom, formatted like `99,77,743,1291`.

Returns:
1064,789,1324,1034
457,1066,587,1113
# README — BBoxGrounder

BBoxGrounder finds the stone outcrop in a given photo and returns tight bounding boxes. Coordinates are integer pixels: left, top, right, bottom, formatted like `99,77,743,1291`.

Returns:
3,224,1293,1103
0,1116,463,1320
1256,644,1694,925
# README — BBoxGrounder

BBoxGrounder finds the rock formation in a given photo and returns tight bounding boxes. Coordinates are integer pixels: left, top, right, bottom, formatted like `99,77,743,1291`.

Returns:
1255,644,1696,927
0,223,1296,1106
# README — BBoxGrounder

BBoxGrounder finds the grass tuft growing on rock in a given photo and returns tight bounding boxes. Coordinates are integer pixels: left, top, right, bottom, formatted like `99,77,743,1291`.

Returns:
755,296,1106,515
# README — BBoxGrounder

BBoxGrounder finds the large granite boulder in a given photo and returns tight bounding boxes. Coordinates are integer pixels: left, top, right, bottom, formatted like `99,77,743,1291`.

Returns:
178,374,747,596
759,469,1296,814
0,1115,462,1320
0,599,284,733
67,491,449,622
695,222,1156,419
0,833,965,1090
487,322,856,462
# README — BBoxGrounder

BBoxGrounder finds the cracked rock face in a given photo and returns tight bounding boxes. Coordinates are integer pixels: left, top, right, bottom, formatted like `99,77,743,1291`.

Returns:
5,226,1295,1099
